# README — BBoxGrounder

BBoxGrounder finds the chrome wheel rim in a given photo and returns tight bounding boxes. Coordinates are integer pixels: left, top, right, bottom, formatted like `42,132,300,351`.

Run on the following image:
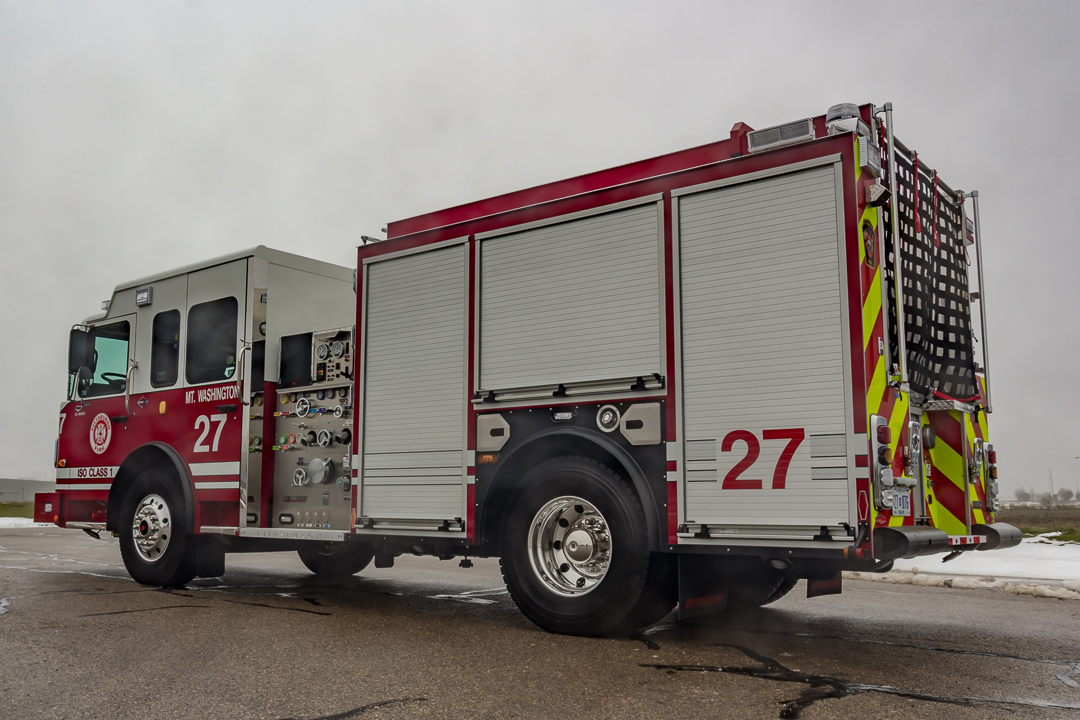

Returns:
527,496,611,597
131,493,172,563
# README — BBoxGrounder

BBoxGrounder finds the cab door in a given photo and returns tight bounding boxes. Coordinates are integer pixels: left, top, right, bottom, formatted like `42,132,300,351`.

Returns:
59,315,137,492
181,260,248,526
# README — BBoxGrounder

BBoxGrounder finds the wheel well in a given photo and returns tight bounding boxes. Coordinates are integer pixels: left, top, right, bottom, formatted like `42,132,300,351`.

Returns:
107,442,194,534
479,428,663,551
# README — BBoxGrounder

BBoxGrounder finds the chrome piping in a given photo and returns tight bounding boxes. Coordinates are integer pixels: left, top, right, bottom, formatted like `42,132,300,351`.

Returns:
969,191,992,413
883,103,908,385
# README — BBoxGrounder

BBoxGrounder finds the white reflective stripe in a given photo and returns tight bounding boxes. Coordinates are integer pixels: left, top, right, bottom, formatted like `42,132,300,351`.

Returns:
55,467,118,480
666,442,677,462
193,481,240,490
56,483,111,491
666,471,678,483
466,475,475,485
466,450,476,466
189,461,240,476
853,433,869,449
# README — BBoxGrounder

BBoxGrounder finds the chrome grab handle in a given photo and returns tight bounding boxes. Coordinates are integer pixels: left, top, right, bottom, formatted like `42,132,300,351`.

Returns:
124,360,139,416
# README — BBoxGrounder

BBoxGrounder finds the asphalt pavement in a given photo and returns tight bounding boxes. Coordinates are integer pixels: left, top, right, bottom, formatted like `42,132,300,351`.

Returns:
2,526,1079,719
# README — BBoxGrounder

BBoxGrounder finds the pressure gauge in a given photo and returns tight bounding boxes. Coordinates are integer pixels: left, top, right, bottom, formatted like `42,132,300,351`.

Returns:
316,343,330,361
331,341,345,358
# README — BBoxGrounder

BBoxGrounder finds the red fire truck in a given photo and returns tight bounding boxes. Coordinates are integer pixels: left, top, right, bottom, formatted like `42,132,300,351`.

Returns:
37,102,1020,636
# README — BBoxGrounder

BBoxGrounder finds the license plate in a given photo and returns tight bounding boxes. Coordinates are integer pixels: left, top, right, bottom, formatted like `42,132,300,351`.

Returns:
892,490,911,517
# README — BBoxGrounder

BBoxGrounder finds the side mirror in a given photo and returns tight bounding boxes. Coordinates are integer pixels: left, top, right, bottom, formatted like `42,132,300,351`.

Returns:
68,328,92,374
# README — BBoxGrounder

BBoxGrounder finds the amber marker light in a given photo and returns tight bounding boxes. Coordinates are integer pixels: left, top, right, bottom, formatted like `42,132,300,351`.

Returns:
477,453,500,464
57,458,66,468
159,401,166,414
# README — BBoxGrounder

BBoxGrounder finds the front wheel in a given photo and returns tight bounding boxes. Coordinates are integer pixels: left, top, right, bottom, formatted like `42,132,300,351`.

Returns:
499,456,675,636
117,469,196,586
297,541,375,577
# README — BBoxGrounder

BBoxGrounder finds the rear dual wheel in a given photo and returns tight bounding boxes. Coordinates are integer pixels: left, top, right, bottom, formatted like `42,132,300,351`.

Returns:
500,456,675,636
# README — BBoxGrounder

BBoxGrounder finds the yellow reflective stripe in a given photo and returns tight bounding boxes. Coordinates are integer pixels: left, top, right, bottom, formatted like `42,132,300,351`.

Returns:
889,392,908,449
867,356,887,414
933,497,966,535
863,272,881,350
932,438,964,479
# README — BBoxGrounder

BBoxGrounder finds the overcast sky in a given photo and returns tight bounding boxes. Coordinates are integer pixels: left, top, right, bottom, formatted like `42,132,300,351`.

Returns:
2,1,1078,497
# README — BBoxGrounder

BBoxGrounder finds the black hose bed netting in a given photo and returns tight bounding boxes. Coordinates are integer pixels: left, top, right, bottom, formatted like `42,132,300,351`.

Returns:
881,141,979,403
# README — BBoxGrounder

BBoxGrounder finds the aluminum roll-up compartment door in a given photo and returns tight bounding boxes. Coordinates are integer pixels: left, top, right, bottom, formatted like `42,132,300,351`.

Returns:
679,165,853,534
361,245,466,523
480,202,662,393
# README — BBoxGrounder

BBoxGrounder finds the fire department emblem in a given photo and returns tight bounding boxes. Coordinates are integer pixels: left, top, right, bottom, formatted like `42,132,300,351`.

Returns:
862,220,877,269
89,413,112,455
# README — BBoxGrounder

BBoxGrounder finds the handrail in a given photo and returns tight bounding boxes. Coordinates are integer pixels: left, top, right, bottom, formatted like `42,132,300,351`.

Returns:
235,340,251,407
883,103,909,386
123,360,139,416
968,191,993,413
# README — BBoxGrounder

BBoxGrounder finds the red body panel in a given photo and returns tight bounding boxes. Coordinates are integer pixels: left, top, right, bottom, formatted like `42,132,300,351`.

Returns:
55,382,246,531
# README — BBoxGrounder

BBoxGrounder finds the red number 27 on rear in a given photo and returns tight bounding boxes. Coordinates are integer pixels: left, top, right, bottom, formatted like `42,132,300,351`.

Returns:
720,428,806,490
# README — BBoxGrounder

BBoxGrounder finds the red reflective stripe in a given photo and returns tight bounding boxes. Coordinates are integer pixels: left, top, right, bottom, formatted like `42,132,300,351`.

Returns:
667,481,678,545
930,463,966,524
467,484,475,542
933,171,940,248
913,151,921,234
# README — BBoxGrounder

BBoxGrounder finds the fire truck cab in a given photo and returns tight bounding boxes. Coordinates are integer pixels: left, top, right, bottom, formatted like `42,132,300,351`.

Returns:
44,247,365,582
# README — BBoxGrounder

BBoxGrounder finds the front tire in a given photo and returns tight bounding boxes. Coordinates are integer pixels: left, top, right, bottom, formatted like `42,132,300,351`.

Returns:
499,456,674,636
118,469,196,587
297,541,375,577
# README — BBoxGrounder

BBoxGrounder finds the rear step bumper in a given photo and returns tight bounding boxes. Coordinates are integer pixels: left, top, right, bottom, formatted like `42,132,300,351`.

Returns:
874,526,951,560
873,522,1023,561
972,522,1023,551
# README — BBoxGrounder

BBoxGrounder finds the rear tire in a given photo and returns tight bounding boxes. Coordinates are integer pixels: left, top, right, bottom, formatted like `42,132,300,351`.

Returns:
298,541,375,577
728,572,798,608
499,456,675,636
118,469,196,587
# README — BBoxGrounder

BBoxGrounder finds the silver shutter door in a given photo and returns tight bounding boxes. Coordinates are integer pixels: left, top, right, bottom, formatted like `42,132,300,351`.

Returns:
480,203,662,391
362,245,466,522
680,166,851,531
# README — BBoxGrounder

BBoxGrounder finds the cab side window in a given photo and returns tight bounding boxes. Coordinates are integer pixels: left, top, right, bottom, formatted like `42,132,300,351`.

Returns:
186,297,238,384
79,321,130,398
151,310,181,388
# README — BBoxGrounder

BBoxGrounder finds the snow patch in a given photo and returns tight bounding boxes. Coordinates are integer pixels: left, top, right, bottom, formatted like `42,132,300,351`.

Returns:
848,533,1080,600
0,518,52,528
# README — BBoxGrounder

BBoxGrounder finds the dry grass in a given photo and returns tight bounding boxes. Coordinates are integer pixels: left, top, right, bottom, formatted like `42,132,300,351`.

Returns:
996,505,1080,542
0,501,33,518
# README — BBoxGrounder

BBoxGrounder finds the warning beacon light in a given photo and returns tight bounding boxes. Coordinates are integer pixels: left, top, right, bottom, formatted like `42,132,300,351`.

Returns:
825,103,870,137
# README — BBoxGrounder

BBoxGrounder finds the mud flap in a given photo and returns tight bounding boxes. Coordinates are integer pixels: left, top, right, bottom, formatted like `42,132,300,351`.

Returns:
195,536,225,578
677,555,729,620
806,571,842,599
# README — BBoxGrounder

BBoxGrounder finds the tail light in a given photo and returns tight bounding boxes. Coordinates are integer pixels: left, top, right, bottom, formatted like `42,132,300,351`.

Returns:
870,414,895,511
